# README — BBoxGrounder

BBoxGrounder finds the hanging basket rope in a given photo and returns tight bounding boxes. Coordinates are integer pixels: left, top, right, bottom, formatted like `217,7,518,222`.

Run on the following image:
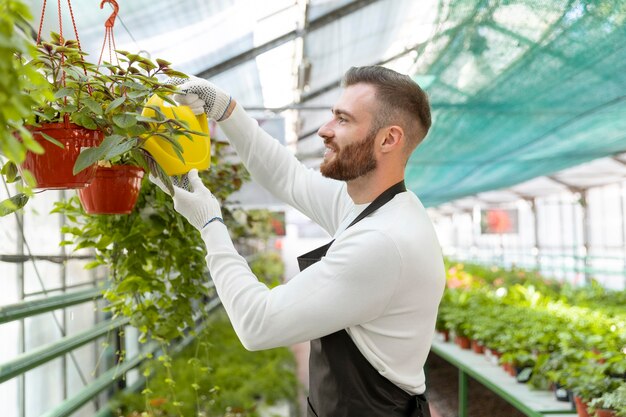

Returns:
98,0,120,66
35,0,92,122
36,0,84,87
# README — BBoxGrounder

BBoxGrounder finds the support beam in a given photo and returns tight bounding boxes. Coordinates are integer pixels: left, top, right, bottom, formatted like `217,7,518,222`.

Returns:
548,175,589,283
195,0,382,79
296,36,435,107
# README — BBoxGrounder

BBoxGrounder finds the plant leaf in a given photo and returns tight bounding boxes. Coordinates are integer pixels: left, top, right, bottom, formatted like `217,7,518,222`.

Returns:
54,87,74,99
21,132,45,154
73,147,103,175
73,134,124,174
162,69,188,78
83,97,103,115
113,113,138,129
0,194,29,217
39,132,65,148
106,96,126,113
156,58,172,68
1,162,19,182
104,138,137,161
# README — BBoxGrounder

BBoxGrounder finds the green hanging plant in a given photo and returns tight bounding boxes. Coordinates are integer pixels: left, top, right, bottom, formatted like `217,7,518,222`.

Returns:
2,27,200,215
0,0,52,215
53,145,250,342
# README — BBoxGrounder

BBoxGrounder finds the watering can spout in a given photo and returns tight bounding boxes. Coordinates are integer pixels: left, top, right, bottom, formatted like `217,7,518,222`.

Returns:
141,94,211,176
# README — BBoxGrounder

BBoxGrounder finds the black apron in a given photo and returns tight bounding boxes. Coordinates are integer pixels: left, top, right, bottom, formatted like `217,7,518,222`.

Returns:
297,180,430,417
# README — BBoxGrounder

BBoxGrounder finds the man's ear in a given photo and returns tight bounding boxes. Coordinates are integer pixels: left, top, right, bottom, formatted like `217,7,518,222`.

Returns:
380,125,404,153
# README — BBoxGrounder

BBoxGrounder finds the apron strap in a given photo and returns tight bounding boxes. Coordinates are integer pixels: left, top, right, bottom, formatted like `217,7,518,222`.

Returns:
297,180,406,272
346,180,406,229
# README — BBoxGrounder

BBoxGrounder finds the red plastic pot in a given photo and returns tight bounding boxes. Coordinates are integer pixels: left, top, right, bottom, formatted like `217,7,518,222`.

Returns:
471,339,485,354
596,409,617,417
78,165,144,214
574,396,590,417
455,335,471,349
503,362,517,377
20,121,103,189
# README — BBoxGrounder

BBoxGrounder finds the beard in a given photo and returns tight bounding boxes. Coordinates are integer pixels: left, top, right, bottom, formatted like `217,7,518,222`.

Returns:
320,128,378,181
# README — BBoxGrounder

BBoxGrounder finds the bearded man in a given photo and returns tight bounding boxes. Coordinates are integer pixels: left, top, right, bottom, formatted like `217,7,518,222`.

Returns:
153,66,445,417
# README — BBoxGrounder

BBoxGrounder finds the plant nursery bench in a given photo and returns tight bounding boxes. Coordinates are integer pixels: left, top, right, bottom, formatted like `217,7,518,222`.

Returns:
430,339,577,417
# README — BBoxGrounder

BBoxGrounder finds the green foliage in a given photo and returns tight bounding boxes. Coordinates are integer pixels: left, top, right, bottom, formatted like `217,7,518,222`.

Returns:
113,310,298,417
563,360,620,402
2,29,202,217
0,0,51,215
27,35,198,182
0,0,50,163
53,148,249,342
589,383,626,416
438,261,626,396
249,251,284,289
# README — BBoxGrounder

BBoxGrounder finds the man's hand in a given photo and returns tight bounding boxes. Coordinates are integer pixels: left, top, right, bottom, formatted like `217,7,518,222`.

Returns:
150,169,223,231
168,76,232,120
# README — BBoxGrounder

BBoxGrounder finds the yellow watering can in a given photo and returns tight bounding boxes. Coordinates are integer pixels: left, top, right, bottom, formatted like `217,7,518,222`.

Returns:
141,94,211,176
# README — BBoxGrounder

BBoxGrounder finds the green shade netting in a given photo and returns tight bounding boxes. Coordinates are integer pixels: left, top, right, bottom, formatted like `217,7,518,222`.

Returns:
407,0,626,207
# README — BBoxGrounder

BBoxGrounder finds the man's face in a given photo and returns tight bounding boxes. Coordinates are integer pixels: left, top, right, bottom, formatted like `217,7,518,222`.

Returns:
318,84,380,181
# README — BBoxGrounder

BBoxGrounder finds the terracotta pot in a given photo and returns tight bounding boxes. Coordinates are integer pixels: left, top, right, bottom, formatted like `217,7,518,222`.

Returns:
455,335,471,349
471,339,484,354
501,362,517,376
21,121,103,189
574,395,590,417
596,409,617,417
78,165,144,214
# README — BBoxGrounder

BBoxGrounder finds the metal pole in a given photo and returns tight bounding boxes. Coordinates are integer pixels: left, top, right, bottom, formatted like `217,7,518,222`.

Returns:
459,369,468,417
621,183,626,289
580,190,590,285
59,190,68,401
571,192,579,282
17,212,25,417
559,195,567,281
530,198,540,271
451,214,459,258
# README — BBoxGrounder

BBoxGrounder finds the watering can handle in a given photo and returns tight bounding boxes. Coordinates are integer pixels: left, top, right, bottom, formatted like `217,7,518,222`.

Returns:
196,113,208,136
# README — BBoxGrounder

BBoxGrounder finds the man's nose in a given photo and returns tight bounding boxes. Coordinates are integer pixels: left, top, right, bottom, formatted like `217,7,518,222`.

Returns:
318,120,333,139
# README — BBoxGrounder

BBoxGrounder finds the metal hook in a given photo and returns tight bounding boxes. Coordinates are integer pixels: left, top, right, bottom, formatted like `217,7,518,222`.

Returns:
100,0,119,28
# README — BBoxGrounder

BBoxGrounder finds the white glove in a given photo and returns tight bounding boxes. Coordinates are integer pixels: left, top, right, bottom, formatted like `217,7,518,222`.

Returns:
169,76,232,120
149,169,223,231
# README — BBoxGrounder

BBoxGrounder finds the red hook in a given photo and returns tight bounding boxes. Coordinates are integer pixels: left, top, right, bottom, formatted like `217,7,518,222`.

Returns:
100,0,119,28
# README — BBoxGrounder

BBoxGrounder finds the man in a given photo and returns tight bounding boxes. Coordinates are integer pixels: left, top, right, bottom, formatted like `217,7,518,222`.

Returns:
155,66,446,417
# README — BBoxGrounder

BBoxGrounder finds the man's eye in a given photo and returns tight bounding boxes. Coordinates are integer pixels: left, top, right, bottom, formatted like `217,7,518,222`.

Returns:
338,117,347,123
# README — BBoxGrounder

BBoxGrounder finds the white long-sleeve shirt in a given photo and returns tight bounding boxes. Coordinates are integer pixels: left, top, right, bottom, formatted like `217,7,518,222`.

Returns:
201,104,446,394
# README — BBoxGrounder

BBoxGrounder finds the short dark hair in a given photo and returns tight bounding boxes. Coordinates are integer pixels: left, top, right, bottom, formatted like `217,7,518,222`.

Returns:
342,66,431,151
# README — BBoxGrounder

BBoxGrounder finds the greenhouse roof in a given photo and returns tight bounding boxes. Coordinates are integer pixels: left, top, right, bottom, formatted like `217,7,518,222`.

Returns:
24,0,626,208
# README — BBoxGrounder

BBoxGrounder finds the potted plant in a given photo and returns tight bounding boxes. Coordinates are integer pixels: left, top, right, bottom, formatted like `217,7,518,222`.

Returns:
72,48,212,215
17,32,106,190
0,0,52,215
565,361,617,417
76,161,145,215
20,30,198,202
588,383,626,417
53,135,249,342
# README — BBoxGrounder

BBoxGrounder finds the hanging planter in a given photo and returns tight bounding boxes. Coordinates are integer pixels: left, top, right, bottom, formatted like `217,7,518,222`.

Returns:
20,118,103,189
78,165,144,214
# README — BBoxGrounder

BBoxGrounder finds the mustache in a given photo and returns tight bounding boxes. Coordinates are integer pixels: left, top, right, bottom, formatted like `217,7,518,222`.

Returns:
324,138,339,151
